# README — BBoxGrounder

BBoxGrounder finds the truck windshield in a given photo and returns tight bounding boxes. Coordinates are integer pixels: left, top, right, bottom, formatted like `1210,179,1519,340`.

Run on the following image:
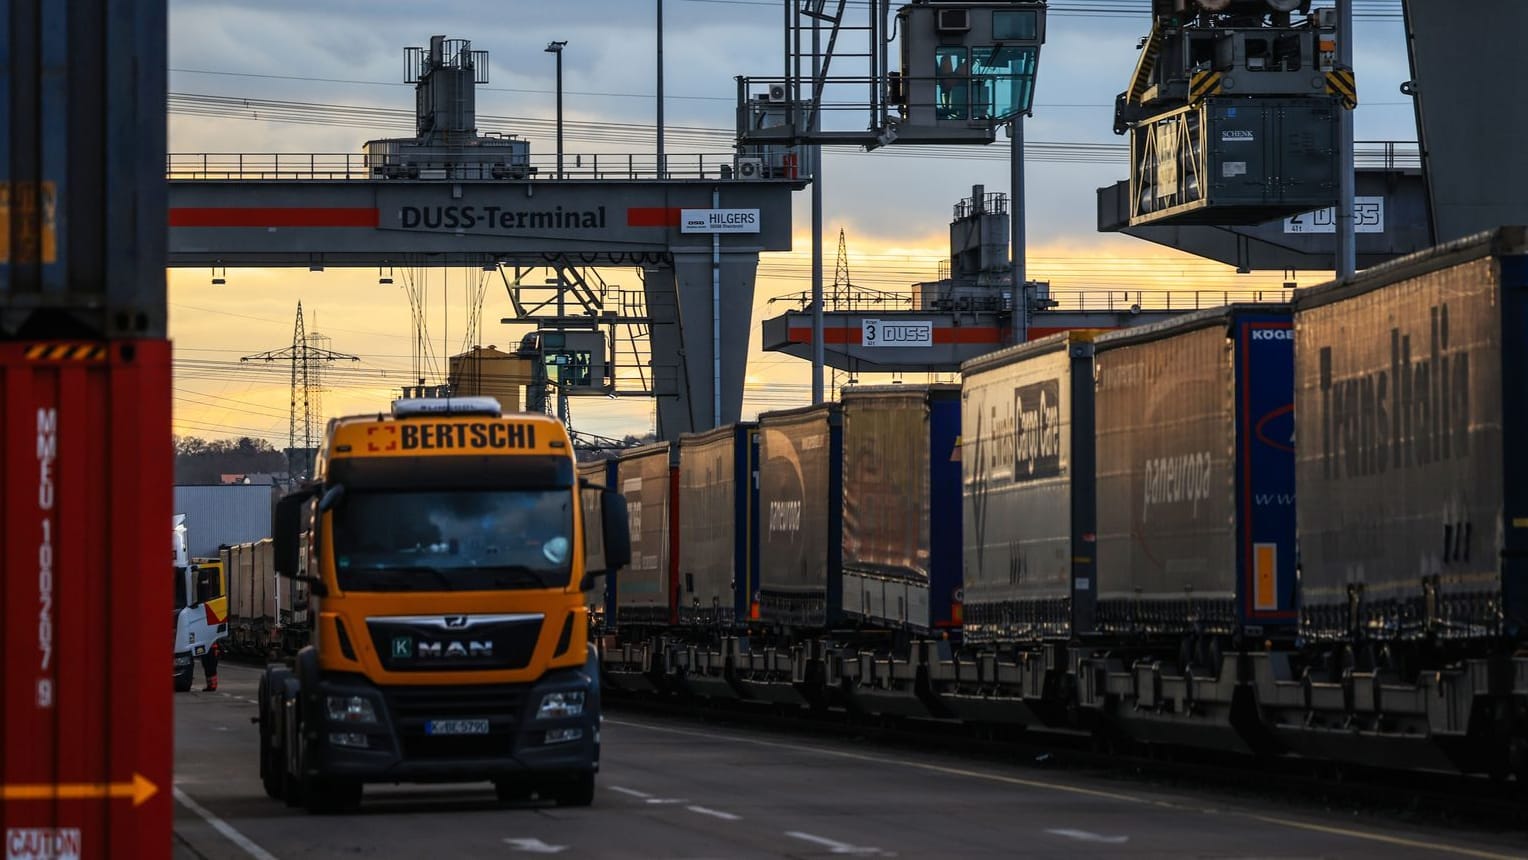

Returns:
331,489,575,591
173,567,189,610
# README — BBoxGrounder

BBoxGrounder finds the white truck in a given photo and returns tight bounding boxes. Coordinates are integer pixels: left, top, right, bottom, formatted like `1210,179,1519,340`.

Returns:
173,514,229,691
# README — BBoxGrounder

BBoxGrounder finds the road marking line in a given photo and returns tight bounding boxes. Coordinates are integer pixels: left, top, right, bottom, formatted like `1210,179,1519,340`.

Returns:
784,830,881,855
1046,828,1129,844
608,785,654,799
173,787,279,860
606,719,1519,860
503,837,568,854
644,797,689,805
687,805,741,821
1244,814,1524,860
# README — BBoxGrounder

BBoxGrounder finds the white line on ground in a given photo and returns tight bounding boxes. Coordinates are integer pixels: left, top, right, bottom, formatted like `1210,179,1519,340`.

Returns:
608,785,654,799
686,805,741,821
503,837,569,854
784,831,881,856
173,787,279,860
605,718,1521,860
1046,828,1129,844
644,797,689,805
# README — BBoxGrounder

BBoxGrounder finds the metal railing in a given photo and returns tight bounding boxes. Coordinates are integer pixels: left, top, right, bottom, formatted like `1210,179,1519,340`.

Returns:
167,152,754,182
1041,289,1287,312
773,287,1290,315
1354,140,1420,170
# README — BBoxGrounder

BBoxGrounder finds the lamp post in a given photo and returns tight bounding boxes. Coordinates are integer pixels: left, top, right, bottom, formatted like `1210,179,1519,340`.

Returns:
545,40,567,179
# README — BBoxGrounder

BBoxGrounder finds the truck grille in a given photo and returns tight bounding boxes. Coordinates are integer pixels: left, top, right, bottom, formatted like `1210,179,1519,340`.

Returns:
384,686,526,760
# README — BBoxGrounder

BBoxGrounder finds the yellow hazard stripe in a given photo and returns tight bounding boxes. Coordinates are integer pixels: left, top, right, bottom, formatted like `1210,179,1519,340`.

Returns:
1125,22,1163,104
1189,71,1223,103
24,343,107,361
1326,70,1357,107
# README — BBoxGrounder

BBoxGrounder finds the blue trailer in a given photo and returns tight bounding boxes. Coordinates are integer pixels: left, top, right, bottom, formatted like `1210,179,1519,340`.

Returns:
839,385,962,635
1092,303,1296,641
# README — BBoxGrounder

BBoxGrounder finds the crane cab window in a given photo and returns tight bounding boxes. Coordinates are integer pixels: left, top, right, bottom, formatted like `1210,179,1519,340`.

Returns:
971,46,1039,121
935,47,970,120
993,9,1038,40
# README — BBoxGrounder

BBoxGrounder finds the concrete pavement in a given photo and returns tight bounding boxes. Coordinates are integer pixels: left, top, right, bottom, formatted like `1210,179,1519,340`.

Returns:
172,664,1526,859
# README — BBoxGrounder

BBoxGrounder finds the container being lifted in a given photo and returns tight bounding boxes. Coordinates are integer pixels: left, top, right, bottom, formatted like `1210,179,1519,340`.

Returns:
1112,0,1354,228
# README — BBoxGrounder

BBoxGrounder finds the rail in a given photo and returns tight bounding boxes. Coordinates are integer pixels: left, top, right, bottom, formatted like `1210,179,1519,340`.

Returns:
167,152,758,182
772,287,1291,314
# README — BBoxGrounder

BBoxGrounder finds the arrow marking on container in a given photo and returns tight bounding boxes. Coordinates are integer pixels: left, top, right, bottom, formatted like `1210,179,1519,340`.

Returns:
504,837,568,854
1045,828,1129,844
784,831,882,855
2,773,157,806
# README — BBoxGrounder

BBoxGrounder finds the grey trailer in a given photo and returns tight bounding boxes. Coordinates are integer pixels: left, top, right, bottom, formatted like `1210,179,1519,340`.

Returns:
614,443,677,626
960,332,1097,643
1293,227,1528,643
678,423,758,628
757,404,843,628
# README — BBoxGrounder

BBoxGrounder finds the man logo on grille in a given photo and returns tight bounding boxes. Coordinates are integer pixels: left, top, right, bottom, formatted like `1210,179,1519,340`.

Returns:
392,636,413,658
444,616,468,628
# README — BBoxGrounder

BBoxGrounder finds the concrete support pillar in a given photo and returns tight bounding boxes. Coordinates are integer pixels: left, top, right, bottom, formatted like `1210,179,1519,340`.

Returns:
643,252,758,439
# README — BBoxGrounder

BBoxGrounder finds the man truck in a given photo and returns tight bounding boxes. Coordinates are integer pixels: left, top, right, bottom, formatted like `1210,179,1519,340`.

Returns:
257,397,629,812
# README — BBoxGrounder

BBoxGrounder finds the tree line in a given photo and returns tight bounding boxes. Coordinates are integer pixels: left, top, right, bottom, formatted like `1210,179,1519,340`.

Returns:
174,436,289,485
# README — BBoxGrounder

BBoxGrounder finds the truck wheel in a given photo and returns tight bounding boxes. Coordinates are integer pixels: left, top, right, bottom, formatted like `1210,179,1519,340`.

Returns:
304,777,362,815
551,773,595,807
174,665,194,693
257,679,285,801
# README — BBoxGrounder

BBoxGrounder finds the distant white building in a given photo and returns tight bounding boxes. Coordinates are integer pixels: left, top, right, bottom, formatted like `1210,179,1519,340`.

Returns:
219,472,289,487
174,484,275,557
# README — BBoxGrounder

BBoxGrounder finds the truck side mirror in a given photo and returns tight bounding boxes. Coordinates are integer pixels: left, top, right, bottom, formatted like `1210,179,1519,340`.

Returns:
273,488,317,580
601,489,631,571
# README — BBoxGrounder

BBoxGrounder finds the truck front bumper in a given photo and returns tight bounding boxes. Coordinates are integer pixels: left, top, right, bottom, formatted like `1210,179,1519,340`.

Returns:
308,666,600,783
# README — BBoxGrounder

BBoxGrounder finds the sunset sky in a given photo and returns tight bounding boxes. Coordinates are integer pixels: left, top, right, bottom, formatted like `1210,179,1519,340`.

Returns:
166,0,1417,444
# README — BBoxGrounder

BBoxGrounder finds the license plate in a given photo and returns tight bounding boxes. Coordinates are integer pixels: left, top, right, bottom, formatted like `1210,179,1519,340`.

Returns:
425,719,489,736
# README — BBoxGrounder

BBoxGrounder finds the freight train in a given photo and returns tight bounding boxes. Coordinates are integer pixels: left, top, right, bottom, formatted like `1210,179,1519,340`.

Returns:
595,228,1528,781
223,229,1528,780
218,538,311,659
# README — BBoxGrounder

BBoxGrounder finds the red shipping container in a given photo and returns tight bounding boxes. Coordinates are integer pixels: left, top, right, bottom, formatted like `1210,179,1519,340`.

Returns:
1,339,172,859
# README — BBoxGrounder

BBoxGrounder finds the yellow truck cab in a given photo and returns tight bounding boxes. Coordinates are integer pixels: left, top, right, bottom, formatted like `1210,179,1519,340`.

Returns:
257,396,629,813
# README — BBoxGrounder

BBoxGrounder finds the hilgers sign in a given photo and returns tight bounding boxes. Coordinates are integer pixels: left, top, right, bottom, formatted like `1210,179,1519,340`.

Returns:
862,319,934,348
680,208,761,234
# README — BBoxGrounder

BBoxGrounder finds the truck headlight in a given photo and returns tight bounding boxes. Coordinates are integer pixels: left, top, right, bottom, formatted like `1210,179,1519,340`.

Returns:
173,654,193,668
536,691,584,720
326,695,378,723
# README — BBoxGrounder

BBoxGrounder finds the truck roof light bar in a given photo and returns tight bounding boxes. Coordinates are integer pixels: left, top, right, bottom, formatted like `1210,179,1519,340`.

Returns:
391,396,503,418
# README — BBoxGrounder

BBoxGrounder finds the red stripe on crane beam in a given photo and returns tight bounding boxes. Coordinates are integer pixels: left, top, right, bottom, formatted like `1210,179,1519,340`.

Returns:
169,207,381,228
626,207,682,227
